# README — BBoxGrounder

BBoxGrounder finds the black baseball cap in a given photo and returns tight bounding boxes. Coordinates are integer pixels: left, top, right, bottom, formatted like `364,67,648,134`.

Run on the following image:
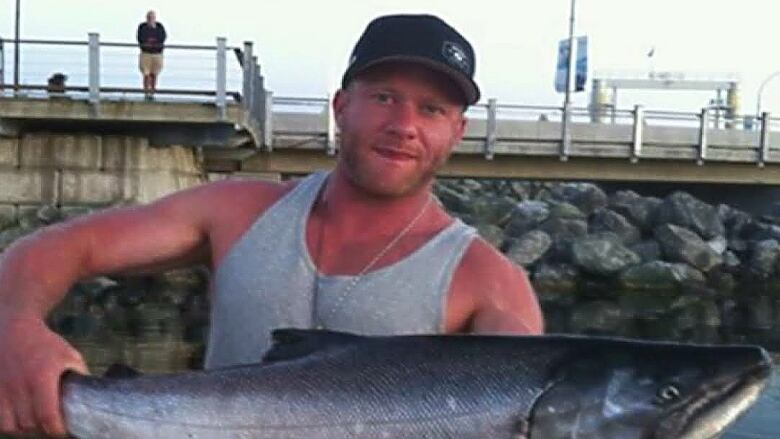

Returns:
341,14,481,106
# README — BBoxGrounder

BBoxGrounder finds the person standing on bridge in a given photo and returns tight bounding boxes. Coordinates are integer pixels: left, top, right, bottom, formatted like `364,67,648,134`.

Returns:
137,10,166,100
0,14,542,437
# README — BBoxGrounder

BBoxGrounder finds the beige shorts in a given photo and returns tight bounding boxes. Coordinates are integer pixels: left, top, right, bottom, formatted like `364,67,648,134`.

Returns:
139,52,163,76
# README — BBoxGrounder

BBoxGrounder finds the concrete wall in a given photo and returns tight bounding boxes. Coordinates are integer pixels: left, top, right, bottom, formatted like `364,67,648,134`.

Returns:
0,133,205,222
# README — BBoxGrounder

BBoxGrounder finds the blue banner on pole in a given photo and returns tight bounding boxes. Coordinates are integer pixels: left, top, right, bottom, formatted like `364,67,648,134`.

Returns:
554,39,569,93
575,36,588,92
555,36,588,93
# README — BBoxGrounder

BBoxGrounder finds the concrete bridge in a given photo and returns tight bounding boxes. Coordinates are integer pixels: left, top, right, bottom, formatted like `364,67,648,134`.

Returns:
3,93,779,178
2,34,780,217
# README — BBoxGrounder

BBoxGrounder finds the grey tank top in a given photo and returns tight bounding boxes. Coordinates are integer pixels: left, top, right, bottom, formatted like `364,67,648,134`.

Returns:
204,171,477,369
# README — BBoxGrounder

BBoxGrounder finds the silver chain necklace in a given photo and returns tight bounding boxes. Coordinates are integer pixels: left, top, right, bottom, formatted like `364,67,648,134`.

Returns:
311,194,433,330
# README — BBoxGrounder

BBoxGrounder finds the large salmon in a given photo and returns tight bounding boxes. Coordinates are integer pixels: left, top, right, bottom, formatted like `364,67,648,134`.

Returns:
62,329,772,438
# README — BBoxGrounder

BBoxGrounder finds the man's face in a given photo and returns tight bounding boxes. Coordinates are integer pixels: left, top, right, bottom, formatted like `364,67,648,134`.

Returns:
333,63,467,198
146,11,156,24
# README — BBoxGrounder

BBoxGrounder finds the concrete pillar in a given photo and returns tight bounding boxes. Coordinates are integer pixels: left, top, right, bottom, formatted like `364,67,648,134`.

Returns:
0,134,205,208
726,82,740,129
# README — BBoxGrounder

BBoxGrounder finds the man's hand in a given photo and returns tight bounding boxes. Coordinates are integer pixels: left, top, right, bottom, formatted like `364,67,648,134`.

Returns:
0,313,88,438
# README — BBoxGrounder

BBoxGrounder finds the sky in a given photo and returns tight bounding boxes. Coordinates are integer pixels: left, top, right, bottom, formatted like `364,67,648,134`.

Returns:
2,0,780,116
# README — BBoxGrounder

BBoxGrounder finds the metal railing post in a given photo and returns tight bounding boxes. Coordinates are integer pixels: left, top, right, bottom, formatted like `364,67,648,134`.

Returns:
0,38,4,89
242,41,254,113
13,1,19,92
238,41,269,150
263,89,273,151
326,93,337,156
697,108,708,165
631,105,643,163
250,55,273,151
88,32,100,108
484,98,497,160
215,37,227,120
759,112,771,167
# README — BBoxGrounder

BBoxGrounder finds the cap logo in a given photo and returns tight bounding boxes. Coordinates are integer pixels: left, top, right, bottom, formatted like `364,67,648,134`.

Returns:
442,41,470,73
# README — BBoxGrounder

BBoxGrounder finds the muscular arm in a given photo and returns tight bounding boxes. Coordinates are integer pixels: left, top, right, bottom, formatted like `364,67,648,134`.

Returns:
0,187,210,318
445,238,544,335
0,180,258,437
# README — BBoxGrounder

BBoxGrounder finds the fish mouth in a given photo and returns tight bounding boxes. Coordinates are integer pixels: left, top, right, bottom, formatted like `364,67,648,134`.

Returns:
660,353,773,439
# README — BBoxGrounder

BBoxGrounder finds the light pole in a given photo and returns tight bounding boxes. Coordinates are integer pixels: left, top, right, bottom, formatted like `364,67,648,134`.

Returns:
756,70,780,118
560,0,576,160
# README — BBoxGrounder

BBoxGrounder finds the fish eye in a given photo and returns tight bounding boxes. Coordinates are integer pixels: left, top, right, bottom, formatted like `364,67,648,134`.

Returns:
656,384,681,403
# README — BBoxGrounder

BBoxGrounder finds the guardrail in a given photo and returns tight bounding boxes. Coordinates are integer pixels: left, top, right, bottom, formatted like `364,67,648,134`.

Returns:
0,35,248,106
268,96,779,166
0,34,270,145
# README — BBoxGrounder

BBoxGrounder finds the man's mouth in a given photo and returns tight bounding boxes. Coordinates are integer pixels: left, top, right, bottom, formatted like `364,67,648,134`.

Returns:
374,147,418,161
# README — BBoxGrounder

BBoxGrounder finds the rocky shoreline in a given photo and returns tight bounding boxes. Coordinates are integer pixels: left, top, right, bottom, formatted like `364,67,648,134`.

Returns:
3,178,780,368
436,179,780,348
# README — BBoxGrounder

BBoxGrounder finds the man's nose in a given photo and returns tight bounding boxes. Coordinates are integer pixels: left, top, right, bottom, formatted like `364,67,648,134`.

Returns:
385,102,418,139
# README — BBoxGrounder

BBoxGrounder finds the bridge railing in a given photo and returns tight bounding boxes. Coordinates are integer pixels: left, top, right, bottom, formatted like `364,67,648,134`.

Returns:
265,96,779,165
267,96,780,130
465,102,779,131
0,35,246,104
3,37,779,163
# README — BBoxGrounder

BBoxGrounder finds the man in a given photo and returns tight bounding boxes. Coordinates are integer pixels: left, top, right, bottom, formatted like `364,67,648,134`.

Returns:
137,10,166,99
0,14,542,437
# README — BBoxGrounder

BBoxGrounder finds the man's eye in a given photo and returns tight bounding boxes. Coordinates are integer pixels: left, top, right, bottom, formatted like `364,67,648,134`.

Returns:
422,104,445,116
373,93,393,104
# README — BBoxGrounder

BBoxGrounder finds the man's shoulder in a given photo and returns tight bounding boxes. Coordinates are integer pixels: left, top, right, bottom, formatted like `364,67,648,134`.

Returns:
137,22,164,30
155,178,297,227
186,178,293,203
458,236,528,285
463,236,514,266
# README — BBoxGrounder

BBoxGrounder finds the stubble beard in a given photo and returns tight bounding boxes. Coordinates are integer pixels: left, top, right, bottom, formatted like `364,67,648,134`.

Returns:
340,143,446,199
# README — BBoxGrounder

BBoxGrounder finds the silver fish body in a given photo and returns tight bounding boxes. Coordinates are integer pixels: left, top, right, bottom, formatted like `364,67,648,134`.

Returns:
62,329,773,439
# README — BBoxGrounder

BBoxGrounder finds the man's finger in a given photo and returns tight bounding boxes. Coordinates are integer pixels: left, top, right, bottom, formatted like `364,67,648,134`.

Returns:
33,370,68,438
0,395,17,434
46,352,90,436
11,385,36,433
60,344,90,376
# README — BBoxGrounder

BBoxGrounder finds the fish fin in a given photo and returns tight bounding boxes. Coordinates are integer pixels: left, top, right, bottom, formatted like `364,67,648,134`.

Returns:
103,363,142,379
262,328,362,363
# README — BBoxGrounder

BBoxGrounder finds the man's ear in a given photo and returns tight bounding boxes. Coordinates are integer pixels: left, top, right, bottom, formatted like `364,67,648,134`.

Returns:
333,89,349,129
454,114,467,144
